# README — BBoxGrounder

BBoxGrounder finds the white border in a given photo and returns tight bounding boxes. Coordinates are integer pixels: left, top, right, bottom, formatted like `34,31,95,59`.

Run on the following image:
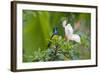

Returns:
17,3,96,69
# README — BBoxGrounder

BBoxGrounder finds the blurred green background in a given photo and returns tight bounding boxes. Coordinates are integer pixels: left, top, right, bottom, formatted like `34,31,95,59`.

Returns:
23,10,91,62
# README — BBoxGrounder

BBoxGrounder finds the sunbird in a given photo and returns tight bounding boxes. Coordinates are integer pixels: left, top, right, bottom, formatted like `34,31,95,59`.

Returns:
47,27,58,47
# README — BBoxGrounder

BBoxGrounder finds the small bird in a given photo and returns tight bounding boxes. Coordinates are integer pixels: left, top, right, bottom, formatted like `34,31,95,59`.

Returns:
47,27,58,47
62,20,80,43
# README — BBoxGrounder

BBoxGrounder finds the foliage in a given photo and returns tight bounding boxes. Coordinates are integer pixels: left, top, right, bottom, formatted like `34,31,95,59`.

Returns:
30,31,90,61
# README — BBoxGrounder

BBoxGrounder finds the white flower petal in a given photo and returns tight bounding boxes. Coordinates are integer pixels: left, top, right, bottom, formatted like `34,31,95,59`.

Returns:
65,24,73,37
70,34,80,43
66,24,73,34
62,20,67,28
62,21,81,43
